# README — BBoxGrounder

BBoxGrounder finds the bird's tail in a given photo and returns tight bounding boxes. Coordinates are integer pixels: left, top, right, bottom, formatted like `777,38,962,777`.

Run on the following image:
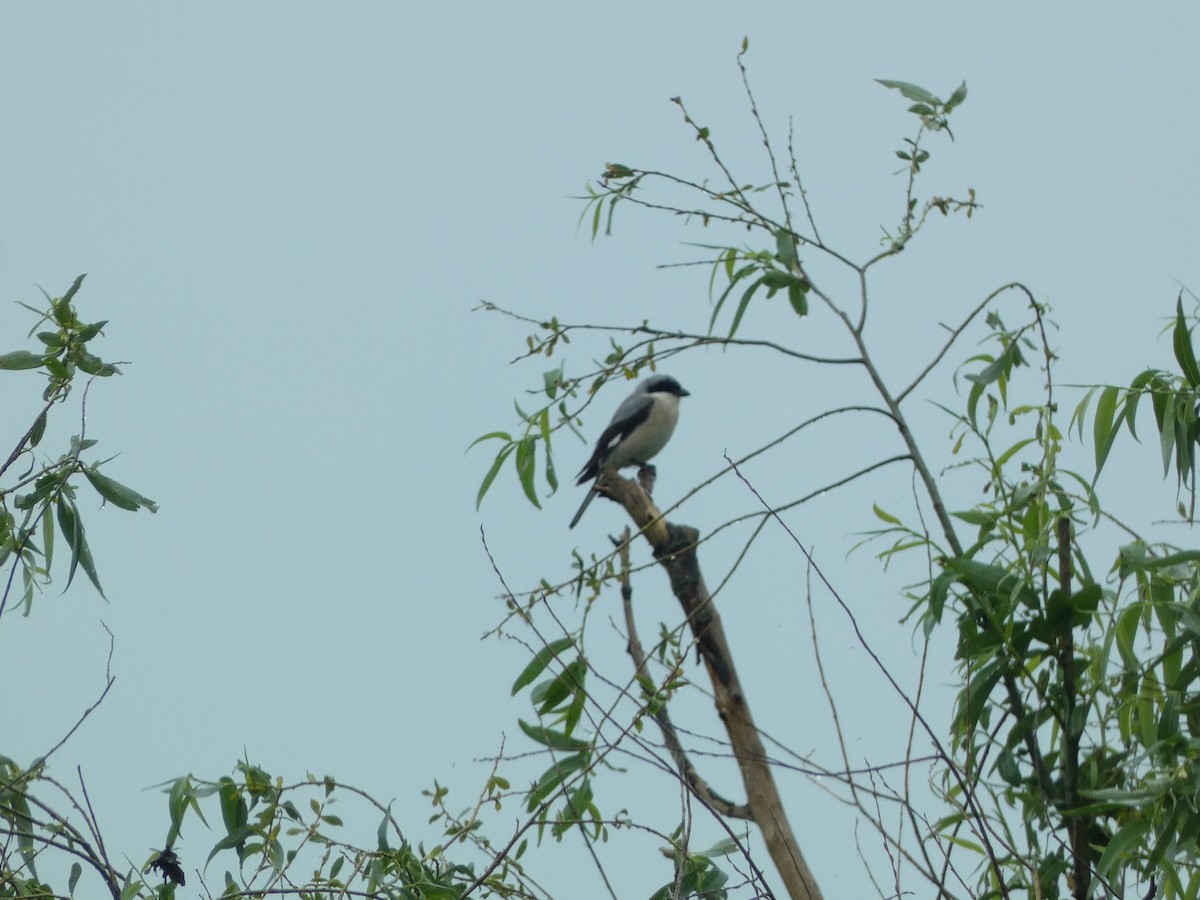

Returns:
569,483,599,529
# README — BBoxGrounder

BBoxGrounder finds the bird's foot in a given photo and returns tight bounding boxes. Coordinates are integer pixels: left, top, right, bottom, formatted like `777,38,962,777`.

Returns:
636,462,657,495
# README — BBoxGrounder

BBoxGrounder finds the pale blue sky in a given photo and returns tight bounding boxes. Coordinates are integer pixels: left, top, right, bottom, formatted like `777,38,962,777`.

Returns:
2,4,1198,897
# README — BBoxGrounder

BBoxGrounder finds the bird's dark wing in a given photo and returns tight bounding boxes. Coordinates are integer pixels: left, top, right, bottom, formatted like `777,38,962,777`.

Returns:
150,847,186,886
575,395,654,484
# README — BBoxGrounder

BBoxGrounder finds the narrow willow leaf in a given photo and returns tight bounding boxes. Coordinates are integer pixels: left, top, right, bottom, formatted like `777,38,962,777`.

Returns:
511,637,574,694
56,500,105,599
728,276,763,338
56,500,82,590
514,436,541,508
1159,394,1177,475
476,444,514,509
1069,385,1096,442
61,273,86,305
167,777,189,843
709,263,758,334
1092,385,1120,479
872,504,901,525
84,469,159,513
1123,369,1157,440
956,658,1002,732
876,79,938,105
533,662,580,714
525,752,588,812
1095,817,1149,882
1173,296,1200,386
518,719,589,751
376,807,391,852
467,430,512,450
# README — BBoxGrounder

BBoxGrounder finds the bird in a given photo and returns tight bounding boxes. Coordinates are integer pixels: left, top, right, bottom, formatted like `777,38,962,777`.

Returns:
569,374,690,528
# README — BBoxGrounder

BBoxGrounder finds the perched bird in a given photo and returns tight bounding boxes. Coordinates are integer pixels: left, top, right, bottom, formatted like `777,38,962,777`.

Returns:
149,844,185,886
569,374,690,528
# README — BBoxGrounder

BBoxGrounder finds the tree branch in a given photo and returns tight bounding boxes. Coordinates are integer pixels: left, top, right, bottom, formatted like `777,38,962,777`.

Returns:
600,468,825,900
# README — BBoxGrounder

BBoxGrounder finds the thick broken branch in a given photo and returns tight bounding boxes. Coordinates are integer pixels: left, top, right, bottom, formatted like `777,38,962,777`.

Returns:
603,468,825,900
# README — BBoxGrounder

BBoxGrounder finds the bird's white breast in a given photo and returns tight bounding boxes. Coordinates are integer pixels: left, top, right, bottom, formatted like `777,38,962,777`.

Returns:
609,392,681,468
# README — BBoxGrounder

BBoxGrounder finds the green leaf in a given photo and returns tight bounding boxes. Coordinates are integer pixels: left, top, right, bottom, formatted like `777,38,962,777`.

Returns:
542,439,558,492
525,752,588,812
1173,295,1200,387
774,228,797,270
518,720,589,751
758,268,802,292
1092,384,1121,479
376,806,391,851
0,350,47,371
1123,369,1157,440
995,749,1021,786
75,319,108,342
531,656,585,714
219,779,248,836
61,273,86,305
586,191,603,239
56,499,105,599
1095,816,1149,883
876,79,938,105
787,281,808,317
15,473,62,510
944,556,1037,608
206,826,256,866
84,469,159,513
1069,385,1096,442
68,862,82,893
964,355,1005,387
872,504,901,525
563,679,586,734
74,350,119,376
514,436,541,508
467,430,513,450
956,658,1003,732
696,837,740,858
944,81,968,112
709,262,758,335
511,637,575,694
1158,392,1177,475
167,777,190,845
475,443,514,509
995,436,1036,468
951,509,996,528
728,276,764,338
29,410,47,449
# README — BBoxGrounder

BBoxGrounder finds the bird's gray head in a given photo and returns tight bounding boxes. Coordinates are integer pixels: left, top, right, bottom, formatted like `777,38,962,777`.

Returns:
639,374,690,397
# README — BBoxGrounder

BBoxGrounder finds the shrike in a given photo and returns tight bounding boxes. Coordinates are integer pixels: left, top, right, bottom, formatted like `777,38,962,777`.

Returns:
569,374,690,528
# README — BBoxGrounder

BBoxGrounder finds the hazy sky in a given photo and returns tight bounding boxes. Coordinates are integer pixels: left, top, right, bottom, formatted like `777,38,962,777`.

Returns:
2,4,1198,897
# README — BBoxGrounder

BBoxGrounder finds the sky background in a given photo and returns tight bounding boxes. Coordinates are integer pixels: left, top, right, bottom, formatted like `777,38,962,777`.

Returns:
2,4,1199,898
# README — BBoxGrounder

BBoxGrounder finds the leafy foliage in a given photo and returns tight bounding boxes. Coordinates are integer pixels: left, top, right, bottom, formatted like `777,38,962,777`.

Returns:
0,276,156,613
